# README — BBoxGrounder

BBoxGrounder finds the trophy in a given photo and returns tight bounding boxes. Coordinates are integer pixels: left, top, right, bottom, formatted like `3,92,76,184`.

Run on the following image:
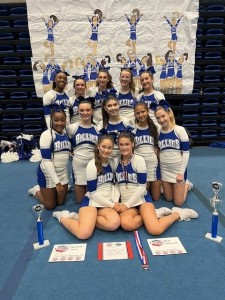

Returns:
205,182,223,243
32,204,50,250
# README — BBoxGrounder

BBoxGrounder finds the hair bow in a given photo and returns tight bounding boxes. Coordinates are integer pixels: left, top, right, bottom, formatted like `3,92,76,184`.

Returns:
121,66,134,71
55,70,70,76
72,75,85,80
150,100,170,112
51,103,66,112
102,88,117,100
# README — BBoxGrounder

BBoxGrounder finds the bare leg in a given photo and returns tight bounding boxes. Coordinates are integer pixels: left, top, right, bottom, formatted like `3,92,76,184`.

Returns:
75,185,86,203
60,206,97,239
162,181,174,201
40,184,68,210
149,180,161,201
139,202,180,235
173,182,186,206
96,208,120,231
120,208,143,231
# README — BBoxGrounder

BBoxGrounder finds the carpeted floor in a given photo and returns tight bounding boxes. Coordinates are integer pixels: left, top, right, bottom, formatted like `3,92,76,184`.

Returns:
0,146,224,300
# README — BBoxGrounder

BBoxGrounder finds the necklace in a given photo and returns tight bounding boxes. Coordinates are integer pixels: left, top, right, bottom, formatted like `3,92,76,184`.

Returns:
121,155,133,189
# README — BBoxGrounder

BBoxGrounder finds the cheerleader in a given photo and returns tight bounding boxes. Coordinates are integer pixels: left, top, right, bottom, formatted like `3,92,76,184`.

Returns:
151,100,191,206
133,102,161,201
98,95,131,158
114,131,198,234
67,100,99,203
69,76,86,124
36,107,71,210
43,71,70,129
137,71,165,126
118,68,137,123
86,69,116,124
53,135,120,239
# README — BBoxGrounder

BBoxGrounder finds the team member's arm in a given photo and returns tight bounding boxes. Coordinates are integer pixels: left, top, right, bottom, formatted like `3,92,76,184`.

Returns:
43,91,55,129
86,160,115,208
39,130,60,184
125,156,147,208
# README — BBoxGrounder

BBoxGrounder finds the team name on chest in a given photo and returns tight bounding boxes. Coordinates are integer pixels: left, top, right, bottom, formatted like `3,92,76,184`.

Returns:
55,99,68,106
158,139,180,150
54,140,71,151
135,135,154,146
119,99,134,106
76,133,97,144
117,172,137,183
98,172,114,184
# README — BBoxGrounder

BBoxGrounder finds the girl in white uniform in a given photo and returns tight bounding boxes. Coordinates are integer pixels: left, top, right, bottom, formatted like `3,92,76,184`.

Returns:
136,71,165,126
67,100,99,203
151,100,191,206
53,135,121,239
118,68,137,124
114,131,198,234
43,72,70,129
133,102,161,201
86,69,116,124
37,108,71,210
98,95,131,158
69,77,86,124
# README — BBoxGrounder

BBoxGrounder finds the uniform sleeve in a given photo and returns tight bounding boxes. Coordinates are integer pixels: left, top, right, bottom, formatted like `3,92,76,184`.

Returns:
39,130,60,184
126,156,147,208
155,91,165,101
86,87,97,97
43,91,55,129
86,160,114,208
175,126,190,174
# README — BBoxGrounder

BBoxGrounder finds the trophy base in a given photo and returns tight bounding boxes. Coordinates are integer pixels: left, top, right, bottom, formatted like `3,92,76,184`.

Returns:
33,239,50,250
205,233,223,243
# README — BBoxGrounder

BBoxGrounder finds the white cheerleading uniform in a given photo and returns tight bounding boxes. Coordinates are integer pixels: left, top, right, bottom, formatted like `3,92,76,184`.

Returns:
43,90,70,129
133,125,160,181
158,125,190,183
67,123,99,185
136,91,165,126
114,154,152,208
37,129,71,188
69,95,82,124
118,91,136,123
98,118,131,158
81,158,120,208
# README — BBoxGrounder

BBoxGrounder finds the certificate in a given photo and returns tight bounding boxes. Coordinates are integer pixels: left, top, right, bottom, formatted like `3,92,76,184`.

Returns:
48,244,87,262
98,241,133,260
147,237,187,256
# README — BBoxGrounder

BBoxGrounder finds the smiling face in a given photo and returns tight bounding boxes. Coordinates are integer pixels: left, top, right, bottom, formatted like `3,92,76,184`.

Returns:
140,72,154,92
78,102,93,122
51,111,66,134
120,70,131,89
134,103,148,125
74,79,86,97
155,108,172,130
118,136,134,158
54,72,67,91
104,98,119,117
97,71,109,90
98,137,114,160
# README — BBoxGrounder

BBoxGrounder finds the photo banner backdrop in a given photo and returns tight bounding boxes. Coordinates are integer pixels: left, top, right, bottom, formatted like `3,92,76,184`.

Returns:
26,0,199,97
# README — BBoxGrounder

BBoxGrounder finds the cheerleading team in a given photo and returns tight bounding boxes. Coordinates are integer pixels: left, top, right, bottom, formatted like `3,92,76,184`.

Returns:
53,134,121,239
98,94,131,158
151,100,192,206
136,71,165,126
86,69,116,124
35,107,71,210
69,76,86,124
43,71,70,129
67,99,99,203
133,102,161,201
113,131,198,234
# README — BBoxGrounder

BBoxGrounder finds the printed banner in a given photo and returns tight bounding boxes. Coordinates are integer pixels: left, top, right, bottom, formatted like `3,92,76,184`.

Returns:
26,0,199,97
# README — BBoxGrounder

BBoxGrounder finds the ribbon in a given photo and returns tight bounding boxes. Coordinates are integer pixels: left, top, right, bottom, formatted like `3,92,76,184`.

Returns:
134,230,149,270
150,99,170,112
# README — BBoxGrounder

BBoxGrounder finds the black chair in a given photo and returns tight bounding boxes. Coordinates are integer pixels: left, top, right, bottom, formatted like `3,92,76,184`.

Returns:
6,104,23,110
3,57,22,65
205,40,222,47
0,4,9,16
206,17,224,24
0,20,10,28
0,33,14,40
10,7,27,15
0,45,14,53
13,20,28,28
207,5,225,12
0,70,17,77
10,92,29,100
204,65,220,72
